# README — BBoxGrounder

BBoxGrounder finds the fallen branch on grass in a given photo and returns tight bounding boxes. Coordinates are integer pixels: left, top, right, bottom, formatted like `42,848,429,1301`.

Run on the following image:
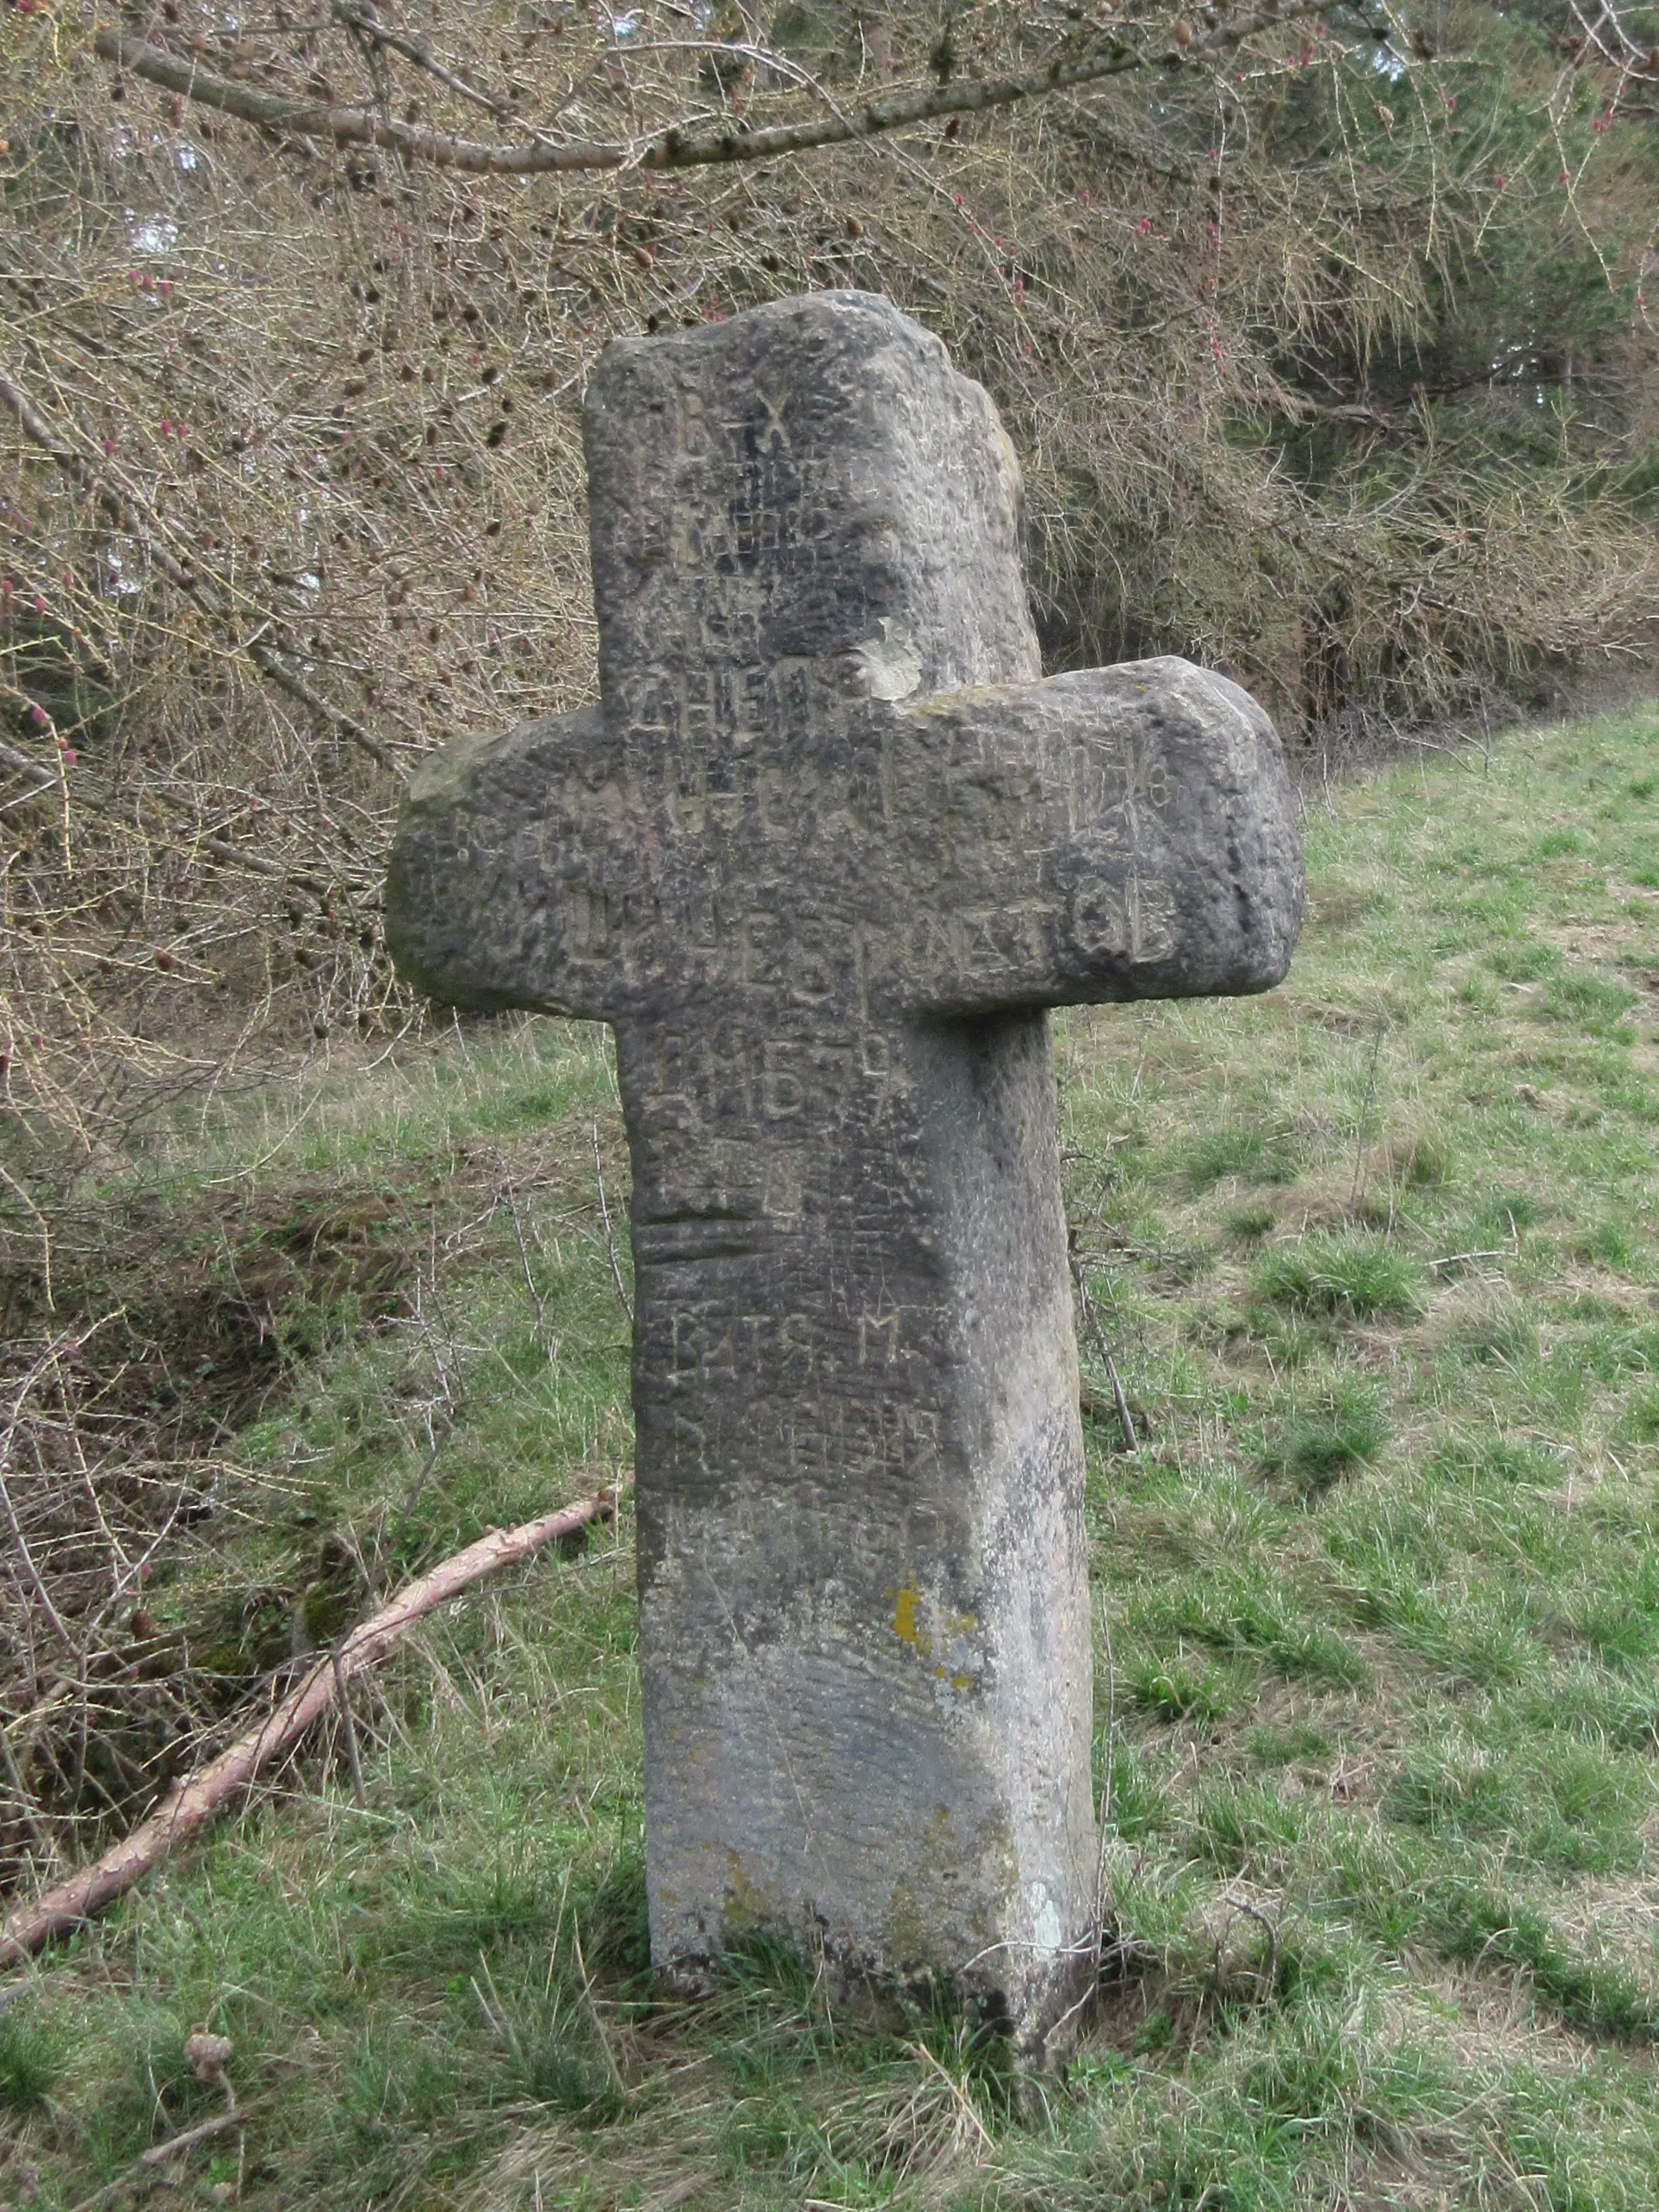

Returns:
0,1490,615,1967
66,2107,244,2212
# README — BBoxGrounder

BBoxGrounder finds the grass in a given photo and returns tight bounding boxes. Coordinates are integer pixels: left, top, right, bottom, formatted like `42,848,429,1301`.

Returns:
1256,1376,1390,1500
3,701,1659,2205
1249,1230,1425,1321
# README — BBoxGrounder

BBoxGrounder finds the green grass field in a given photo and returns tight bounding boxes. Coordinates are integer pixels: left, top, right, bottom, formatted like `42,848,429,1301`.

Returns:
6,705,1659,2209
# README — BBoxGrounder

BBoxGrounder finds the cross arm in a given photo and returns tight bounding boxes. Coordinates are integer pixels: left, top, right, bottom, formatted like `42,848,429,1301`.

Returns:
865,657,1303,1018
384,704,637,1019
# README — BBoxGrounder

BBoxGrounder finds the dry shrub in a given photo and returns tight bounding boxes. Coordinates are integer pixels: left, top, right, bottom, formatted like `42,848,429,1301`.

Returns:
0,1169,434,1889
0,1314,231,1889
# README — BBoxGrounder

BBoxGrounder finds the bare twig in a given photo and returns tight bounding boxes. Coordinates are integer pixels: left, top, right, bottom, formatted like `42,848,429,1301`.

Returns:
591,1119,633,1325
330,1643,368,1809
504,1180,552,1358
0,365,393,773
331,0,517,119
65,2097,241,2212
0,736,343,898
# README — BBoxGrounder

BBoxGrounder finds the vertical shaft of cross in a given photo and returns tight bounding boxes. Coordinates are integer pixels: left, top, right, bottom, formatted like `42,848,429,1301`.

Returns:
616,998,1096,2034
576,294,1101,2038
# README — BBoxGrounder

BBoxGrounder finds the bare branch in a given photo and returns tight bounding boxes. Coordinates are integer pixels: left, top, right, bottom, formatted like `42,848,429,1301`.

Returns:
0,734,342,895
0,365,393,773
93,5,1334,179
329,0,517,121
245,638,395,774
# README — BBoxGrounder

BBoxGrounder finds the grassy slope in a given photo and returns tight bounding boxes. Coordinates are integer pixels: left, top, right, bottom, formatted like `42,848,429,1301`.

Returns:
4,706,1659,2208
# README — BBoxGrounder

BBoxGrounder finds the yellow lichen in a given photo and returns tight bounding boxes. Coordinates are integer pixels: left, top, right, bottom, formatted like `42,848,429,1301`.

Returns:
889,1577,932,1656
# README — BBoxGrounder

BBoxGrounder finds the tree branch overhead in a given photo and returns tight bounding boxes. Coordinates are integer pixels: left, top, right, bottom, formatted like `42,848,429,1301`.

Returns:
93,4,1331,177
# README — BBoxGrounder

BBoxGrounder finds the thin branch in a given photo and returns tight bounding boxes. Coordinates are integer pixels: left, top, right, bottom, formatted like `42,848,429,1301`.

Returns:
0,734,344,897
1069,1249,1138,1453
66,2104,242,2212
591,1119,634,1325
245,638,394,773
93,4,1336,178
330,0,517,120
330,1643,368,1809
0,366,393,774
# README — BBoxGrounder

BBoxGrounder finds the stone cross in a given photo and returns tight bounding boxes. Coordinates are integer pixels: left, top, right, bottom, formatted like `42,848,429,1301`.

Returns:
386,292,1303,2052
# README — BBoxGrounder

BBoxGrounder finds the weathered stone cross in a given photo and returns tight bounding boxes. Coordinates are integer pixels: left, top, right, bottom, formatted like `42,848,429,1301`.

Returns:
387,292,1302,2051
